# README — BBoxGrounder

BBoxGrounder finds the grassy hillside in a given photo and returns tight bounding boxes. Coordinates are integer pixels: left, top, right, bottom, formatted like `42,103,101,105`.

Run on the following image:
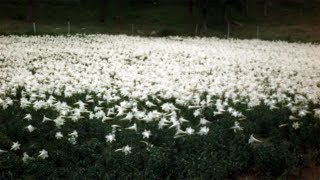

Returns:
0,1,319,42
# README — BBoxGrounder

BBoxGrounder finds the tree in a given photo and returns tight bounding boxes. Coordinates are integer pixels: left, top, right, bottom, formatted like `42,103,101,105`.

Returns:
264,0,269,16
189,0,193,15
222,0,244,26
201,0,209,31
189,0,209,31
100,0,108,23
189,0,245,31
26,0,33,22
244,0,249,17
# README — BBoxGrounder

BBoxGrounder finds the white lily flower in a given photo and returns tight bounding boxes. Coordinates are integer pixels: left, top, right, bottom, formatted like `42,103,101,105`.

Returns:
292,122,300,129
248,134,262,144
24,114,32,121
116,106,124,117
102,116,113,122
193,109,201,117
68,137,77,145
67,130,78,144
105,133,116,143
198,126,210,136
174,128,186,138
54,116,65,128
146,101,156,107
179,117,189,124
213,111,224,116
0,149,8,153
230,121,243,132
26,125,36,132
125,123,137,131
158,119,170,129
42,116,52,122
115,145,132,155
122,112,133,121
22,152,33,163
289,115,298,120
169,120,180,129
279,124,288,128
142,130,152,139
11,142,21,151
38,149,49,159
185,127,195,135
314,108,320,119
68,130,78,138
199,118,211,126
55,132,64,139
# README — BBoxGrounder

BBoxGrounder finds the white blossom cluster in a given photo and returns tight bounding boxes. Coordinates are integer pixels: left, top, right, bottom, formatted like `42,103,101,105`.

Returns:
0,35,320,157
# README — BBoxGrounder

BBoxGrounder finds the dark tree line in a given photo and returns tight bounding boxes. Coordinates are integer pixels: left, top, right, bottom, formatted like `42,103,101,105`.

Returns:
24,0,309,30
26,0,33,22
188,0,247,30
100,0,108,23
187,0,275,30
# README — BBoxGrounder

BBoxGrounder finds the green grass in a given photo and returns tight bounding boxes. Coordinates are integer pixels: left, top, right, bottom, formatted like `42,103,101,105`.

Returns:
0,1,319,42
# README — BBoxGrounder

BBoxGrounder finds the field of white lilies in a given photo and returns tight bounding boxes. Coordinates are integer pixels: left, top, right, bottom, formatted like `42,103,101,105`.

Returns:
0,35,320,179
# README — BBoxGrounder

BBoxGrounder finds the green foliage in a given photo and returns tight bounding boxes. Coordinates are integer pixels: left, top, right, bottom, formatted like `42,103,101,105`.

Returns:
0,94,320,179
253,144,288,177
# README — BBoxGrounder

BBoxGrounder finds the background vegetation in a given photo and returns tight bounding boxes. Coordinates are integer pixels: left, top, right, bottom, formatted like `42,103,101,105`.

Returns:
0,0,319,42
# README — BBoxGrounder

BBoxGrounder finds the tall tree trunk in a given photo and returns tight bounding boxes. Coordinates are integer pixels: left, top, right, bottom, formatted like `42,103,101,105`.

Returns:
26,0,33,22
100,0,107,23
264,0,268,16
202,0,209,31
189,0,194,15
244,0,249,17
223,4,231,25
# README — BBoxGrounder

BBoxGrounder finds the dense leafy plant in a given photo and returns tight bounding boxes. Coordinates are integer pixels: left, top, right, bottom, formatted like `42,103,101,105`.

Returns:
1,94,319,179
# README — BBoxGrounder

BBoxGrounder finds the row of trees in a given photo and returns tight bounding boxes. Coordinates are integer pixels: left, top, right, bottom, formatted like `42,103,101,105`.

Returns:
189,0,273,29
25,0,110,22
23,0,301,30
188,0,272,30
